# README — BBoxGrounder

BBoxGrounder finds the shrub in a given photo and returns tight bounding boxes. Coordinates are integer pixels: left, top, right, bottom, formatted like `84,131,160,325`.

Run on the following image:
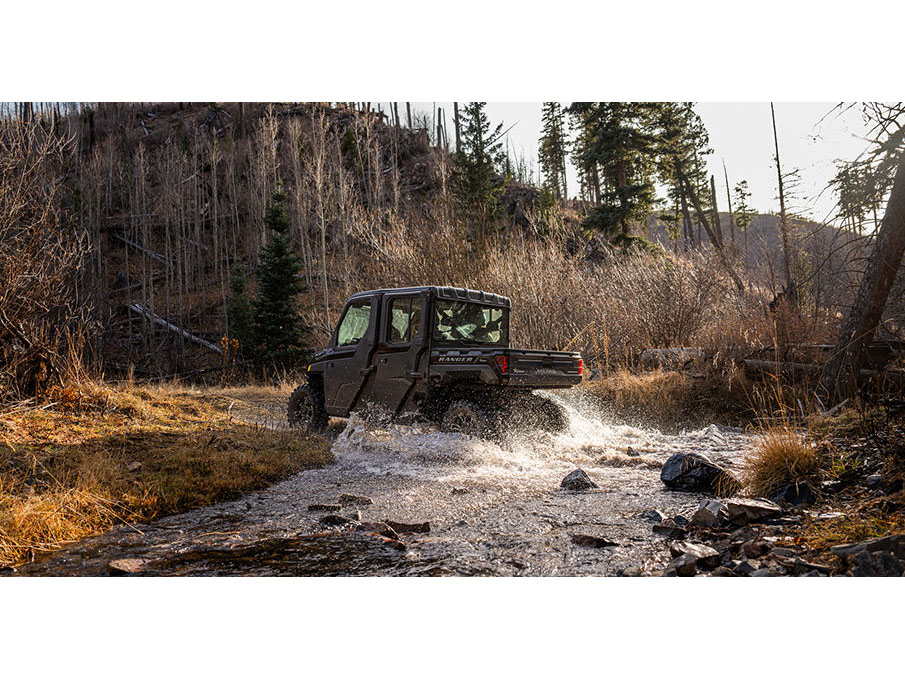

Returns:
744,425,822,497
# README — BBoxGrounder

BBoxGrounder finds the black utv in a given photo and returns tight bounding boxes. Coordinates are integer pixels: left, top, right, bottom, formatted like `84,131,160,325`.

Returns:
288,286,583,438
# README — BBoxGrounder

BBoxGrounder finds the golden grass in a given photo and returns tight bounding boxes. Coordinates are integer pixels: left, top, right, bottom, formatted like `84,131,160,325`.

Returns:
800,504,905,551
582,368,749,429
0,381,331,567
743,424,822,497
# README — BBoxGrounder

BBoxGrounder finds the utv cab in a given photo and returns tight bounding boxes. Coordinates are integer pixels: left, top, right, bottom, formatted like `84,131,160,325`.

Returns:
289,286,583,438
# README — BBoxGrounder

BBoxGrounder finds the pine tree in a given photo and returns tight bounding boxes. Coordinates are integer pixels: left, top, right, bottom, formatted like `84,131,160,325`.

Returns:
453,102,507,216
567,102,660,240
652,103,713,246
538,102,569,199
226,262,253,352
252,189,310,369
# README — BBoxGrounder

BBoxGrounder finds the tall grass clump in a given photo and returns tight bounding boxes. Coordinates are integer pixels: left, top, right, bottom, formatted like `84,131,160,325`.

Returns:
743,423,822,497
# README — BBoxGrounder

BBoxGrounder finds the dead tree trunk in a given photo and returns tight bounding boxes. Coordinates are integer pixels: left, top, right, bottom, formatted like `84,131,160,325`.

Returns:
710,175,723,247
679,172,744,291
453,102,461,153
771,103,797,303
723,160,736,253
820,151,905,402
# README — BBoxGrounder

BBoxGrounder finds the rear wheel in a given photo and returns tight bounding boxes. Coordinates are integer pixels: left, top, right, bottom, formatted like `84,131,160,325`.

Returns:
288,383,328,433
441,400,493,439
504,394,569,435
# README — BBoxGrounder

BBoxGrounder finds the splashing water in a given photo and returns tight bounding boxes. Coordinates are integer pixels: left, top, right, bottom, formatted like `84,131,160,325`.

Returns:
14,390,755,576
332,390,749,486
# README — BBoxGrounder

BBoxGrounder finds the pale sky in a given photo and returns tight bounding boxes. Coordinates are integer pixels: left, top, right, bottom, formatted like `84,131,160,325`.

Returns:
401,102,876,222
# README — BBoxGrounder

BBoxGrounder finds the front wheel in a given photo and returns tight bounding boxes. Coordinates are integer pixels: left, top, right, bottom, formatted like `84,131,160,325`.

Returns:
440,400,494,439
288,383,328,433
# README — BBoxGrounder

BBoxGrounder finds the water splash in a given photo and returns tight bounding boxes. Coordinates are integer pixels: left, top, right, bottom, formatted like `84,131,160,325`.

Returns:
331,390,750,486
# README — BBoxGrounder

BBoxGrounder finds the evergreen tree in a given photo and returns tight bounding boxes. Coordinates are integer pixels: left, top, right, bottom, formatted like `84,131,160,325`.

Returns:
252,189,310,369
567,102,660,240
226,262,253,352
453,102,507,216
652,103,713,245
538,102,569,199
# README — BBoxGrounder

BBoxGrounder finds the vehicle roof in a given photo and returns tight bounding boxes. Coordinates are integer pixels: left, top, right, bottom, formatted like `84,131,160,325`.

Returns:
347,286,511,308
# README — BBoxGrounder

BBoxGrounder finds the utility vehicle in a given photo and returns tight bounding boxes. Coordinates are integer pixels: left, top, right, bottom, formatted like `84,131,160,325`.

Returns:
288,286,583,438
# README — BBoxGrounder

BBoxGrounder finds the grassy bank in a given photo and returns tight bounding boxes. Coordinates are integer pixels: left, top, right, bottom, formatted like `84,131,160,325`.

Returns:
582,368,752,430
0,381,330,568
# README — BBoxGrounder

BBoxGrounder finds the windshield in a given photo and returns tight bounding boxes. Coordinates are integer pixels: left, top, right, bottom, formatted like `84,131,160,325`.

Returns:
432,300,509,346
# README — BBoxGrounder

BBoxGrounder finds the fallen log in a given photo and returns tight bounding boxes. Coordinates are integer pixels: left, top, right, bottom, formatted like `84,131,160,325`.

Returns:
737,359,905,388
111,233,171,266
126,302,222,355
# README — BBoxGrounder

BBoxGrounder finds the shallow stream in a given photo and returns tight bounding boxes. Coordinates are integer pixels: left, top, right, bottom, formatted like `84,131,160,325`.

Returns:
15,392,754,576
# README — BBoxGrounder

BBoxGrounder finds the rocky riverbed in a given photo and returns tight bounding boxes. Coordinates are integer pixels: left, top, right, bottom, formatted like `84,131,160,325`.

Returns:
4,391,863,577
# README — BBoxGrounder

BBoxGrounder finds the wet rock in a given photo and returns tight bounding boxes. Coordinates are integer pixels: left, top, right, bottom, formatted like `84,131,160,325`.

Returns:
866,474,884,490
571,534,619,549
451,488,470,495
692,499,728,527
339,493,373,506
374,536,407,551
560,469,598,491
769,482,816,506
355,522,401,541
673,515,690,528
640,509,667,523
107,558,147,575
669,541,720,570
308,503,342,512
319,514,357,527
830,534,905,560
664,554,698,576
652,518,688,539
750,567,774,577
723,498,782,526
850,551,903,577
384,520,430,534
127,461,143,472
660,452,738,493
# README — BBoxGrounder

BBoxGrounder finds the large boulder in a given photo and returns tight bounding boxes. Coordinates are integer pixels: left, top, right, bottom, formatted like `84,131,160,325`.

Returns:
660,452,737,493
561,469,598,491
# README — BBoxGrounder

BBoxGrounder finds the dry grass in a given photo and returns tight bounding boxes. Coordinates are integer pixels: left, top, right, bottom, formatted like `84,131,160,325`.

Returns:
743,424,823,497
0,381,330,567
583,368,749,429
800,503,905,551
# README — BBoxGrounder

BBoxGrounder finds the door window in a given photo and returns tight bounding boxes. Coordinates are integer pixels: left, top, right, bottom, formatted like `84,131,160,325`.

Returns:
336,299,372,346
386,296,422,344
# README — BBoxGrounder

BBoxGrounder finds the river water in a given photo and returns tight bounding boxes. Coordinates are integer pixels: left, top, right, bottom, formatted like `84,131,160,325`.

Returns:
14,392,753,576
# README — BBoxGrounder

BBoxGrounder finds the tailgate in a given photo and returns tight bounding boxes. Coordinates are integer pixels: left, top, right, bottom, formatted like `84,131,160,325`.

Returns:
507,349,583,388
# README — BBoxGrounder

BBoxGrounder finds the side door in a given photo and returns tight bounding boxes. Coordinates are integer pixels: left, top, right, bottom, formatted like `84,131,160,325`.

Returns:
358,292,427,414
323,295,379,416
